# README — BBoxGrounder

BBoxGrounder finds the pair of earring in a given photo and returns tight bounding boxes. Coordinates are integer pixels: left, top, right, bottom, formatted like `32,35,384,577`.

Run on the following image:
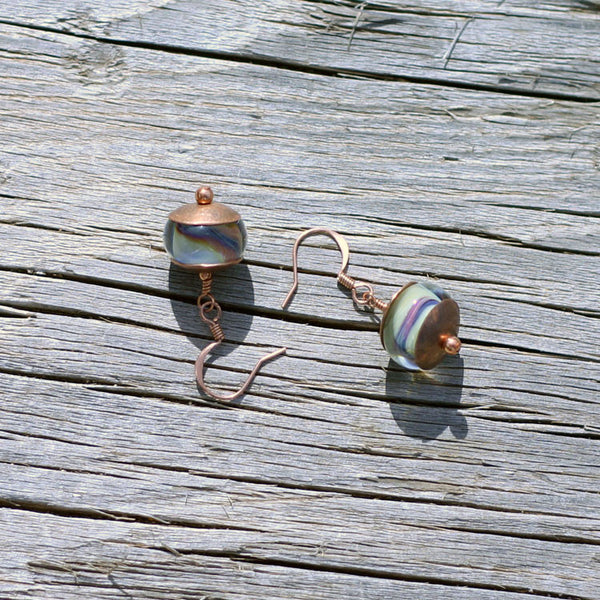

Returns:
164,187,461,401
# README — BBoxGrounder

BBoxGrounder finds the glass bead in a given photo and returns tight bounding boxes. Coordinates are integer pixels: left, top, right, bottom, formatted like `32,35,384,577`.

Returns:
381,282,450,370
163,219,247,269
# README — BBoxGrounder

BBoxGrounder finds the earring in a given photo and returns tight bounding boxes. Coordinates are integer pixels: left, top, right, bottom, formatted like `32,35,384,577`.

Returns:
164,186,286,400
282,228,461,370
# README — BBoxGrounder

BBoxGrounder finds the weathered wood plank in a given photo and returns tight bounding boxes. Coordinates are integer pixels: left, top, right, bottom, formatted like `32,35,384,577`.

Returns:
3,508,568,600
1,373,599,598
1,263,598,417
1,301,598,517
1,368,598,522
2,204,598,321
2,0,600,99
0,24,599,252
1,8,599,600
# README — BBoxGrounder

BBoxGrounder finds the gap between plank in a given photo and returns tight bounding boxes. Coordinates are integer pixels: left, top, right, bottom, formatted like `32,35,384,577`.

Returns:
0,19,599,104
361,218,600,258
146,546,598,600
3,293,596,366
2,470,599,550
5,361,596,440
105,461,600,523
2,195,597,259
1,267,598,363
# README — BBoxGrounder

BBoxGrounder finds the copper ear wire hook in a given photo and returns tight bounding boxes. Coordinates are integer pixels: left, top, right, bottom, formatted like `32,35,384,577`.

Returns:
281,228,388,312
281,228,350,309
195,341,286,402
280,227,461,371
195,273,286,401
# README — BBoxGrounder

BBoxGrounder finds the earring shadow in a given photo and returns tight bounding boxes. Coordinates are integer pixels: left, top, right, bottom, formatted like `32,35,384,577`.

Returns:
386,355,466,441
169,262,260,402
168,261,255,356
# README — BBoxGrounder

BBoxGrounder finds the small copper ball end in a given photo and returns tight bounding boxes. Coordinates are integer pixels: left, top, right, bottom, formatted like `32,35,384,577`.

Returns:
196,186,214,205
442,335,461,355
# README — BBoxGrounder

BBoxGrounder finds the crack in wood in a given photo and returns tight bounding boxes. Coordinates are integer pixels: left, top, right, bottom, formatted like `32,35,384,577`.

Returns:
0,459,139,481
442,17,474,69
147,547,597,600
0,497,265,533
482,202,600,219
0,366,311,418
361,217,600,257
0,18,598,103
3,288,595,365
306,0,595,22
0,428,100,448
113,462,599,521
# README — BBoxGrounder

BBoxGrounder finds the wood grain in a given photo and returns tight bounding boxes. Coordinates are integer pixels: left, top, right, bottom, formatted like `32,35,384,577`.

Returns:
0,5,599,599
1,372,599,598
4,507,579,600
2,0,600,99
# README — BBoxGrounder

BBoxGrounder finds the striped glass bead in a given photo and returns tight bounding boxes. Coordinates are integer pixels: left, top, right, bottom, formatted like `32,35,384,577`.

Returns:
163,219,247,269
381,282,451,370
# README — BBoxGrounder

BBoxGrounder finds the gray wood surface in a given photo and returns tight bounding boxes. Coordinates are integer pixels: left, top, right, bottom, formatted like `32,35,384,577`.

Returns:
1,2,599,598
2,0,600,99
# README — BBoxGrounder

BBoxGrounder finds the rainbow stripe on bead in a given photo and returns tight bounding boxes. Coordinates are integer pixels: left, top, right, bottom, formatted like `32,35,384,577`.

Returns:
164,220,247,268
381,282,447,370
